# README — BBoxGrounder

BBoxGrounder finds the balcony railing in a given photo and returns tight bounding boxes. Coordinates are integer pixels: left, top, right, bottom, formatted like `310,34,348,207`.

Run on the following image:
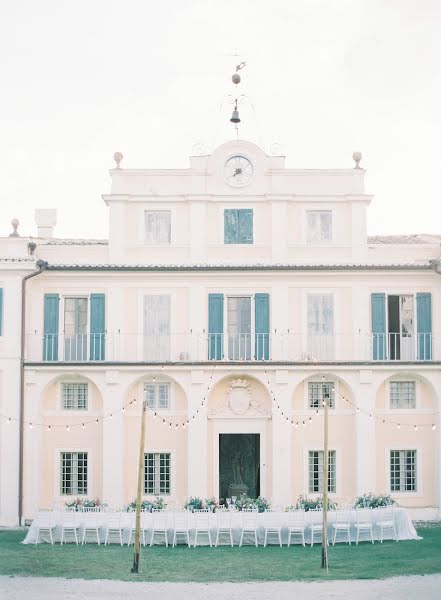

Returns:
25,332,437,363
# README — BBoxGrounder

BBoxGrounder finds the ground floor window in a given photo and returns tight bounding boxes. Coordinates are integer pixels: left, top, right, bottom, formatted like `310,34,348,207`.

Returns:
390,450,417,491
144,453,171,495
62,382,88,410
308,450,336,493
60,452,88,495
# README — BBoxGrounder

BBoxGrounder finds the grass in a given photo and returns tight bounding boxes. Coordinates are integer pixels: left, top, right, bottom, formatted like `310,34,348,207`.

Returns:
0,528,440,582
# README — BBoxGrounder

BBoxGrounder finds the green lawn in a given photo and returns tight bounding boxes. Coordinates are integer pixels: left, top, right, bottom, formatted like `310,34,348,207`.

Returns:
0,528,440,582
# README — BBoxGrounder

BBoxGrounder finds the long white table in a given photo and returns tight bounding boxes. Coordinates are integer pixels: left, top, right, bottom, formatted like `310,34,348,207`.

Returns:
23,507,420,546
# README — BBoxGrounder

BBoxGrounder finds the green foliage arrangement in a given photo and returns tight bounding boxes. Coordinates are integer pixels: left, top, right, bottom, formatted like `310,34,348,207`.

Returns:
354,492,396,508
126,497,166,512
234,493,271,512
65,497,103,510
294,494,337,511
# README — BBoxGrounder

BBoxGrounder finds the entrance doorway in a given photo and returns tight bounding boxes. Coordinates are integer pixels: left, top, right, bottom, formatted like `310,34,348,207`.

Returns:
218,434,260,501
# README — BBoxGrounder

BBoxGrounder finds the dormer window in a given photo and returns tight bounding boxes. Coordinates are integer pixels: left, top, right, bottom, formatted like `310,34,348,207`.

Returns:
145,210,171,244
306,210,332,244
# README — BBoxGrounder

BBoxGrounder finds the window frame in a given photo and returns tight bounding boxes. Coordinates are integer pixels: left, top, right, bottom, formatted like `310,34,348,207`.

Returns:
59,451,89,496
385,446,423,498
144,382,171,410
307,449,337,494
389,380,417,410
389,449,417,493
306,381,336,410
306,210,333,244
144,451,173,497
61,382,89,411
144,210,172,245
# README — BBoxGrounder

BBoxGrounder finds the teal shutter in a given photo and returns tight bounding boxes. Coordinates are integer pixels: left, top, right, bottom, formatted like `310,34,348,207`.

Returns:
371,293,386,360
255,293,270,359
0,288,3,336
208,293,223,359
238,209,253,244
90,294,105,360
416,293,432,360
224,209,238,244
43,294,59,361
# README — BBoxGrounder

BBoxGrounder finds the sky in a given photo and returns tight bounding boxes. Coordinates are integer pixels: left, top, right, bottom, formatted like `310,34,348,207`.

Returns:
1,0,441,239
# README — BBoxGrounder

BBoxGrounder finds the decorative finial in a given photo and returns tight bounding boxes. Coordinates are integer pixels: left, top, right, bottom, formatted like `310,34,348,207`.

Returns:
28,237,37,255
352,151,362,169
113,152,123,169
9,218,20,238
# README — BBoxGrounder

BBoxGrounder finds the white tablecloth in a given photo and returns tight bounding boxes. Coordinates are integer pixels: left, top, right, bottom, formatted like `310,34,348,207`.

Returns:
23,507,420,545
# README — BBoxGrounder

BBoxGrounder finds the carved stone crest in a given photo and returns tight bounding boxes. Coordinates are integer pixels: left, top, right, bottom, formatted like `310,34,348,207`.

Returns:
209,378,270,418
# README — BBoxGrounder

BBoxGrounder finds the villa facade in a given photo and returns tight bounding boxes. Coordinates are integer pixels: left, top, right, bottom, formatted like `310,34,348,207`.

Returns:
0,139,440,525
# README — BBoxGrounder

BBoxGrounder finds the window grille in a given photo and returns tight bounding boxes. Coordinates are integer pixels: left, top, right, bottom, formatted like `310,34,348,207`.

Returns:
308,382,335,409
308,450,336,493
144,383,170,409
144,453,170,495
390,381,416,409
61,452,88,495
390,450,416,492
62,383,88,410
145,211,171,244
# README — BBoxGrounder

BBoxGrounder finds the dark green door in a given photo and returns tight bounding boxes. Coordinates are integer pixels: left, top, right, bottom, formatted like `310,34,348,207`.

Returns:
219,434,260,501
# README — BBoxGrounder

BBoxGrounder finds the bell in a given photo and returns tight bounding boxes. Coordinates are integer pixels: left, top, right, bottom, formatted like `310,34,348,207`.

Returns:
230,109,240,124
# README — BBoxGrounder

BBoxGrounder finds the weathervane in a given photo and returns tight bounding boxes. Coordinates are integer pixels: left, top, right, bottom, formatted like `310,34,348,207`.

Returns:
229,61,247,138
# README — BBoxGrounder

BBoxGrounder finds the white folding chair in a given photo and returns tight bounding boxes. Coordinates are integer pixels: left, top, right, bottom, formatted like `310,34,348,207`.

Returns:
355,508,374,544
308,508,325,547
82,506,101,512
127,511,151,547
239,510,258,547
150,509,169,547
81,511,102,545
193,509,212,547
376,506,398,543
61,510,80,545
35,510,56,545
215,510,233,547
286,510,306,547
173,511,190,547
104,512,124,546
332,509,352,545
263,511,282,547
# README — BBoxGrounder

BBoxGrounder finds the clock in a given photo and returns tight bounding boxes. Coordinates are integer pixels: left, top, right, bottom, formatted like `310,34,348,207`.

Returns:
224,155,254,187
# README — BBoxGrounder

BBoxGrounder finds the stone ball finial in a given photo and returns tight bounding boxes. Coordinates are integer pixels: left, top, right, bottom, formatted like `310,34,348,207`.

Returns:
9,218,20,237
352,151,362,169
232,73,241,85
113,152,123,169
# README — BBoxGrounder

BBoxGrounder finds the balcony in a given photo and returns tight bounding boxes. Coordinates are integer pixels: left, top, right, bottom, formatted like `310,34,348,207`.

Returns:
25,332,436,363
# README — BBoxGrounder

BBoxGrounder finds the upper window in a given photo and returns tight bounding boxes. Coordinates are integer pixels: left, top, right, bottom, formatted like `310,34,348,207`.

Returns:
145,211,171,244
308,382,335,409
62,383,88,410
60,452,88,495
144,452,171,495
306,211,332,244
144,383,170,410
308,450,336,493
390,381,416,409
390,450,416,492
224,209,253,244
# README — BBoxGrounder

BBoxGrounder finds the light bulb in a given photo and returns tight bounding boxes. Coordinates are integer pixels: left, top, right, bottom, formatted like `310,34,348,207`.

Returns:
432,424,436,431
309,416,312,424
66,425,70,432
295,422,299,429
29,423,33,430
82,423,85,429
397,424,401,430
302,421,306,428
47,425,51,432
7,417,11,425
414,425,418,432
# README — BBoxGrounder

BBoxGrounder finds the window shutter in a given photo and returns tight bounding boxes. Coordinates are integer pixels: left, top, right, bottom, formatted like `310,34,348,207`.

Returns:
255,293,269,360
0,288,3,336
43,293,59,361
416,293,432,360
208,293,223,359
239,209,253,244
90,294,105,360
371,293,386,360
224,209,238,244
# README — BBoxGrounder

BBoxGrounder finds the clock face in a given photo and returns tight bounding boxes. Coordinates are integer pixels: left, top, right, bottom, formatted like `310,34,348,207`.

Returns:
224,155,254,187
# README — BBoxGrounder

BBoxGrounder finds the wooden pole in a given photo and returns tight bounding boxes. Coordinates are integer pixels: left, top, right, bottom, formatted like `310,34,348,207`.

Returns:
131,399,146,573
321,394,329,571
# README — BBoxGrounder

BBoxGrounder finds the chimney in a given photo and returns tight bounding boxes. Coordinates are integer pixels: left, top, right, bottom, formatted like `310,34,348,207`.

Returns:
35,209,57,238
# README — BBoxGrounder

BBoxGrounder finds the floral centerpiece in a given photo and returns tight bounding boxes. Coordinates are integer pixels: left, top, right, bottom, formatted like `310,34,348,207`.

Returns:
125,497,166,512
234,493,270,512
354,492,396,508
184,496,205,511
205,497,220,512
65,497,102,511
294,494,337,511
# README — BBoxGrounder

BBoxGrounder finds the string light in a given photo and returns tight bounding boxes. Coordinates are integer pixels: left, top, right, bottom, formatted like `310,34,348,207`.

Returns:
82,423,85,430
414,425,418,432
47,425,51,432
29,423,33,430
397,424,401,430
66,425,70,432
432,424,436,431
7,417,11,425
